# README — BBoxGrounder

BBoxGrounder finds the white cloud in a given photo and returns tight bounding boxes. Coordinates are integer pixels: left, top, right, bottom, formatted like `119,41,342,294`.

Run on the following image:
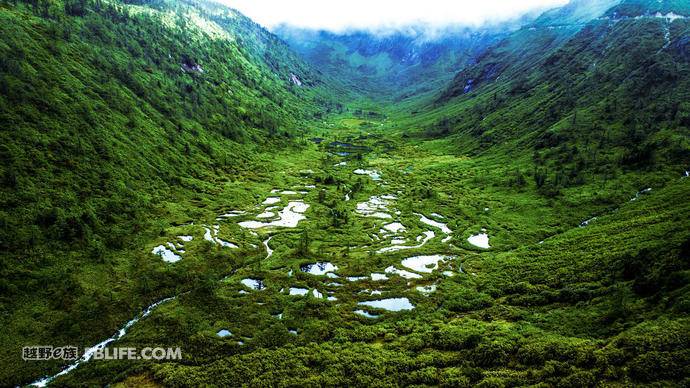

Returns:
219,0,569,32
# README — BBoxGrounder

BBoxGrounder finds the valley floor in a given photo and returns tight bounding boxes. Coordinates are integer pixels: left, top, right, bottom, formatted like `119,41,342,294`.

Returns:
19,114,690,386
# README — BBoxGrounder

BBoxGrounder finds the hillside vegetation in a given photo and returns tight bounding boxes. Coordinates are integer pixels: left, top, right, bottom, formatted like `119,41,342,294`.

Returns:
1,0,689,386
423,0,690,197
0,0,338,383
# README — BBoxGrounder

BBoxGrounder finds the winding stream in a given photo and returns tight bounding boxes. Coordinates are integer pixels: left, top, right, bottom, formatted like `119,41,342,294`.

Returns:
263,236,274,259
31,297,176,387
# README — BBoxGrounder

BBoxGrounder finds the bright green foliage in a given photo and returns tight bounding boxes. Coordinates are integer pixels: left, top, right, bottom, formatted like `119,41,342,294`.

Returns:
1,0,689,386
0,0,337,382
427,0,690,197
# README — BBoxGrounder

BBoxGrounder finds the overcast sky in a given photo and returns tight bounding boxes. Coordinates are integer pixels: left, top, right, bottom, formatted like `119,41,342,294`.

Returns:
220,0,570,32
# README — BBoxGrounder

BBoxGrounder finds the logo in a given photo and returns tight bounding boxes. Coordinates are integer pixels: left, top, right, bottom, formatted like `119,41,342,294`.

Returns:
22,346,182,361
22,346,79,361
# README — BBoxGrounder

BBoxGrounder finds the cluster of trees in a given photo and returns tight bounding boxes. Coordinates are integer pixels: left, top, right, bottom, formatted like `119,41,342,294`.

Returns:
353,109,385,119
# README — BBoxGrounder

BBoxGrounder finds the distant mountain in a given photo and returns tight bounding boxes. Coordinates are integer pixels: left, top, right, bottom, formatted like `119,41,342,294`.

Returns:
274,24,522,101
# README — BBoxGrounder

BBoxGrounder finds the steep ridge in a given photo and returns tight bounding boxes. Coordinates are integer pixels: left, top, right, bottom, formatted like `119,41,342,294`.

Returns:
438,0,622,99
424,0,689,195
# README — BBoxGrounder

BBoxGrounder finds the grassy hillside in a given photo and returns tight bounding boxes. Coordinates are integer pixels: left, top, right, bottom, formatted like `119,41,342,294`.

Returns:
423,0,690,199
0,0,339,383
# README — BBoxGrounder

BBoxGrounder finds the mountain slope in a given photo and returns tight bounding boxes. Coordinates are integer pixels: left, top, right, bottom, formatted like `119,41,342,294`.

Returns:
0,0,335,384
420,0,689,196
437,0,622,100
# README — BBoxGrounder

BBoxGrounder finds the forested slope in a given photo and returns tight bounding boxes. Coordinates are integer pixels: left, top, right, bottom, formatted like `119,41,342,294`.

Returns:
0,0,335,383
428,0,690,194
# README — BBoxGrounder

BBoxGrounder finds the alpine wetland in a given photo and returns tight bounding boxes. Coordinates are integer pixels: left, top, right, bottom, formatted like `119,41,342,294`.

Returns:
1,0,689,386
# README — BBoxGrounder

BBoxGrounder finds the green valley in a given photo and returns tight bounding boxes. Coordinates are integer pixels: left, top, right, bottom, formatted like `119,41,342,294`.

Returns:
0,0,689,386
